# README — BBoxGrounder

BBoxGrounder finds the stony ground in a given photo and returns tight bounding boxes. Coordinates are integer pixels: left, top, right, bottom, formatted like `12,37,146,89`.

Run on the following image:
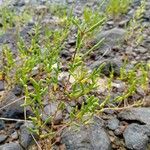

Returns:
0,0,150,150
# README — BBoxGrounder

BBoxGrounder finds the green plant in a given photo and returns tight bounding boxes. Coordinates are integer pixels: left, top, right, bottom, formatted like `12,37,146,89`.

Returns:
2,5,106,132
125,0,146,46
70,95,99,123
106,0,133,17
2,45,15,89
22,78,48,136
113,63,149,105
0,1,32,35
1,1,149,148
0,7,14,34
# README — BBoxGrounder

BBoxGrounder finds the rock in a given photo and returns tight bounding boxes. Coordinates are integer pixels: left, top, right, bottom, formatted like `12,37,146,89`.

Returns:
96,78,108,93
106,21,114,27
15,121,24,130
0,135,7,143
2,106,24,119
35,5,48,15
0,32,17,52
60,50,71,59
0,33,14,44
68,39,76,46
142,37,150,51
31,66,39,77
93,28,126,51
136,87,145,96
103,109,115,115
125,46,133,54
12,85,23,96
143,96,150,107
114,126,126,136
123,123,150,150
61,118,112,150
119,19,130,28
19,124,34,149
20,23,34,41
144,6,150,22
101,60,121,77
0,92,23,118
118,108,150,125
13,0,25,7
0,92,30,119
134,46,148,54
0,143,23,150
0,120,5,130
107,118,120,130
112,80,126,92
11,131,18,140
42,102,63,125
0,81,4,91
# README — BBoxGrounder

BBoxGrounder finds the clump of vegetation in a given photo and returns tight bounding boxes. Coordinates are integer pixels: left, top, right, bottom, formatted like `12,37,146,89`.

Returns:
1,0,149,148
125,0,146,46
3,6,106,135
106,0,133,17
0,5,32,35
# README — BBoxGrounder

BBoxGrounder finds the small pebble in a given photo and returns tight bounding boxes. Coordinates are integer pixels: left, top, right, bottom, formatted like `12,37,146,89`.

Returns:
0,120,5,130
114,126,126,136
11,131,18,140
0,135,7,143
15,122,24,130
107,118,120,130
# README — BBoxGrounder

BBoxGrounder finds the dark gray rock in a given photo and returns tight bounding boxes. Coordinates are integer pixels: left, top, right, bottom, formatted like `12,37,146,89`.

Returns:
0,81,4,91
118,108,150,125
42,102,63,125
0,92,31,119
13,0,25,7
60,50,72,59
103,109,115,115
61,118,112,150
0,33,14,44
68,38,76,46
93,28,126,50
0,135,7,143
19,124,33,149
15,121,24,129
0,143,23,150
2,108,24,119
107,118,120,130
144,2,150,22
0,120,5,130
0,92,23,119
123,123,150,150
101,60,121,77
90,59,122,77
12,85,23,96
0,32,17,52
142,38,150,51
